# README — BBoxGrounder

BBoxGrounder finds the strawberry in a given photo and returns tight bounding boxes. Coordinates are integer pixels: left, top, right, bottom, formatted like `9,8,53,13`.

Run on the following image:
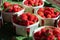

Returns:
29,21,34,25
38,12,44,16
13,4,21,12
44,10,51,15
8,6,13,12
38,1,43,6
13,15,18,24
34,31,41,37
26,12,31,16
20,14,28,21
3,2,11,8
47,14,51,18
24,21,30,26
53,28,60,36
41,16,46,18
55,12,60,17
24,1,28,5
29,0,34,5
34,0,39,6
28,14,35,21
38,8,44,12
57,36,60,40
13,4,19,9
41,28,46,33
47,35,55,40
33,16,38,22
51,14,56,18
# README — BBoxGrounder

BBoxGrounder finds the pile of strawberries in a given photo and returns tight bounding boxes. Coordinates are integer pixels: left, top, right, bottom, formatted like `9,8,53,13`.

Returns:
24,0,43,6
3,2,23,12
34,26,60,40
38,7,60,18
13,12,38,26
58,20,60,27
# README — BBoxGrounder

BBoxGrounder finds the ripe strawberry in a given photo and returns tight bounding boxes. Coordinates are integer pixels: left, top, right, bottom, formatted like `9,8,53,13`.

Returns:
26,12,31,16
57,36,60,40
53,28,60,36
47,14,51,18
38,1,43,6
41,28,46,33
55,12,60,17
25,21,30,26
20,14,28,21
29,0,34,6
13,4,21,12
47,35,55,40
17,7,22,11
28,14,35,21
29,21,34,25
38,12,44,16
44,10,51,15
38,8,44,12
3,2,11,8
41,16,46,18
34,0,39,6
34,31,41,37
8,6,13,12
51,14,56,18
13,4,19,9
13,8,18,12
24,1,28,5
13,15,18,23
33,16,38,22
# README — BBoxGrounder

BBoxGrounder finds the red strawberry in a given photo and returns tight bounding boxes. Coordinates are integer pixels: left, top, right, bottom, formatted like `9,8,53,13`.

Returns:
24,1,28,5
13,15,18,23
33,16,38,22
38,1,43,6
53,28,60,36
26,12,31,16
34,31,41,37
41,16,46,18
13,4,19,8
44,10,51,15
28,14,35,21
8,6,13,12
25,21,30,26
51,14,56,18
47,14,51,18
41,28,46,33
34,0,39,6
29,21,34,25
57,36,60,40
20,14,28,21
38,12,44,16
13,8,18,12
29,0,34,5
38,8,44,12
13,4,20,12
47,35,55,40
3,2,11,8
55,12,60,17
17,7,22,11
